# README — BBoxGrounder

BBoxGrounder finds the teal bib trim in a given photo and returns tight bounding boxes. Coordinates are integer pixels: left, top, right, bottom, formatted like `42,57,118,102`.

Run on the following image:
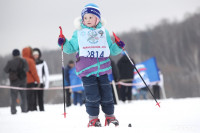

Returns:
86,66,112,77
76,58,110,75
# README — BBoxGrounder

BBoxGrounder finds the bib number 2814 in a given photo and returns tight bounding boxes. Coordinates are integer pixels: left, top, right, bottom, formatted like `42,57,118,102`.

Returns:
87,51,104,58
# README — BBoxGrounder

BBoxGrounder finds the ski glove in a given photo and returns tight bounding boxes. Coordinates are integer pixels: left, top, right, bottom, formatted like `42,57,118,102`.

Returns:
116,40,125,49
58,37,65,46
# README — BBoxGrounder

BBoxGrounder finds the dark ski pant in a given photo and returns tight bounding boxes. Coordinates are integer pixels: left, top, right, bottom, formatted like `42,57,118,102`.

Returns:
111,86,117,105
82,74,114,116
73,91,84,106
66,89,71,107
35,84,44,111
120,85,132,102
10,88,28,114
153,85,160,99
27,83,37,111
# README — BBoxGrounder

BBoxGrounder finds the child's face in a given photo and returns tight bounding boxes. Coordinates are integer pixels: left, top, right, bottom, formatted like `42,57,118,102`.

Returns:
83,14,97,27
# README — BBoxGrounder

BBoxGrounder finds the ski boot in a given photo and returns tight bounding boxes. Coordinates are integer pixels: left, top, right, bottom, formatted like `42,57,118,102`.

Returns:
88,118,102,127
105,117,119,127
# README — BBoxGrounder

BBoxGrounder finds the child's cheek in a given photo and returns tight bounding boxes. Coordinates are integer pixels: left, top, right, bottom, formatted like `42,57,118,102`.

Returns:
82,21,85,25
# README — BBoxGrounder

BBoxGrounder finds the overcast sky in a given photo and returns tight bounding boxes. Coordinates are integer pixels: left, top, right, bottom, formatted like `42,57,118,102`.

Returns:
0,0,200,56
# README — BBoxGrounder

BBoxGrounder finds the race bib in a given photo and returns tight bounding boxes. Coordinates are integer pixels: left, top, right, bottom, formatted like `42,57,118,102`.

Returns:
78,28,110,58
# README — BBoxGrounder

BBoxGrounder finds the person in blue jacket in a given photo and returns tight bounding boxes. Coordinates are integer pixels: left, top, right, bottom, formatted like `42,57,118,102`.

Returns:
64,61,73,107
68,61,84,106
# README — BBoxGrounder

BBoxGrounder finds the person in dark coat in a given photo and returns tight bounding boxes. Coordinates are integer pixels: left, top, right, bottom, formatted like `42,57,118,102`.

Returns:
4,49,29,114
111,59,120,83
117,51,134,102
108,59,120,104
33,48,49,111
152,83,161,99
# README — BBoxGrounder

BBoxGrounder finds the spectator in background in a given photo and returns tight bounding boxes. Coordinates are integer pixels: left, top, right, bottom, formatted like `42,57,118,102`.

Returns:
68,61,84,106
110,59,120,85
135,87,148,100
152,70,164,99
108,59,120,104
32,48,49,111
22,47,40,111
117,51,134,102
4,49,29,114
152,83,160,99
64,61,73,107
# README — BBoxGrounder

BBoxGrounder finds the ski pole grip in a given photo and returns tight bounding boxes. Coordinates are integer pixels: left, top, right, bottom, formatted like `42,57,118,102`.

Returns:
113,32,120,43
58,26,65,46
59,26,62,35
113,32,125,49
59,26,64,38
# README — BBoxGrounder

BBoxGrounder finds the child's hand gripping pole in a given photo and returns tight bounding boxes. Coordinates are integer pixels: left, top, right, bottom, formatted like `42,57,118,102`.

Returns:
113,32,161,108
58,26,67,118
58,26,66,49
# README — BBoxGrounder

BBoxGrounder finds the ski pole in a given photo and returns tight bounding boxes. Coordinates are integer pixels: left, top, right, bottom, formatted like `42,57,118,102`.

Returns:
59,26,67,117
113,32,160,108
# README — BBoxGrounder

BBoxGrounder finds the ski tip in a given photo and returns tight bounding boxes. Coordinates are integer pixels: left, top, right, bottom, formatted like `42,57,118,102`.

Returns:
156,102,161,108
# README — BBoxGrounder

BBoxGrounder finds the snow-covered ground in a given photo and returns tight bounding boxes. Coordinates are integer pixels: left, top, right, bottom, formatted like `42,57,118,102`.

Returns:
0,98,200,133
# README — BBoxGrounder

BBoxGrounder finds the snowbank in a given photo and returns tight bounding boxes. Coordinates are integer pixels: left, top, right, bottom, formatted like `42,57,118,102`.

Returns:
0,98,200,133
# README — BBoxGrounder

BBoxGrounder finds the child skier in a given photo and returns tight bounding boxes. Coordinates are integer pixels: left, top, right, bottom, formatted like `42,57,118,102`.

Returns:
58,3,125,127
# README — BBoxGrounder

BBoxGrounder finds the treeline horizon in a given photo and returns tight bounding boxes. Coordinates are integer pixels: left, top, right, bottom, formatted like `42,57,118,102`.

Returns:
1,11,200,100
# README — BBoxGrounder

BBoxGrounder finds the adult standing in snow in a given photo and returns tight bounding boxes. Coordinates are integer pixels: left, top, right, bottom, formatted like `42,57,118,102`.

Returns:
22,47,40,111
152,83,160,99
117,51,134,102
110,59,120,84
57,3,123,127
68,61,84,106
64,60,74,107
32,48,49,111
108,59,120,104
4,49,29,114
152,70,164,99
135,86,148,100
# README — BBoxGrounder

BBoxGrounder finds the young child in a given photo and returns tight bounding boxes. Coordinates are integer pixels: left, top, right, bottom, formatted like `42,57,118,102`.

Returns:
58,3,125,127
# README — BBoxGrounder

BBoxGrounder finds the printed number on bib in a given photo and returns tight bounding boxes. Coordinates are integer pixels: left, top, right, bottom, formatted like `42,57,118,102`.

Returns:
87,51,104,58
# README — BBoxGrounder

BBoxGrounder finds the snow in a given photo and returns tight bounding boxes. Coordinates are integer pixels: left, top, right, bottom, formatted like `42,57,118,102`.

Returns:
0,98,200,133
49,74,62,82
